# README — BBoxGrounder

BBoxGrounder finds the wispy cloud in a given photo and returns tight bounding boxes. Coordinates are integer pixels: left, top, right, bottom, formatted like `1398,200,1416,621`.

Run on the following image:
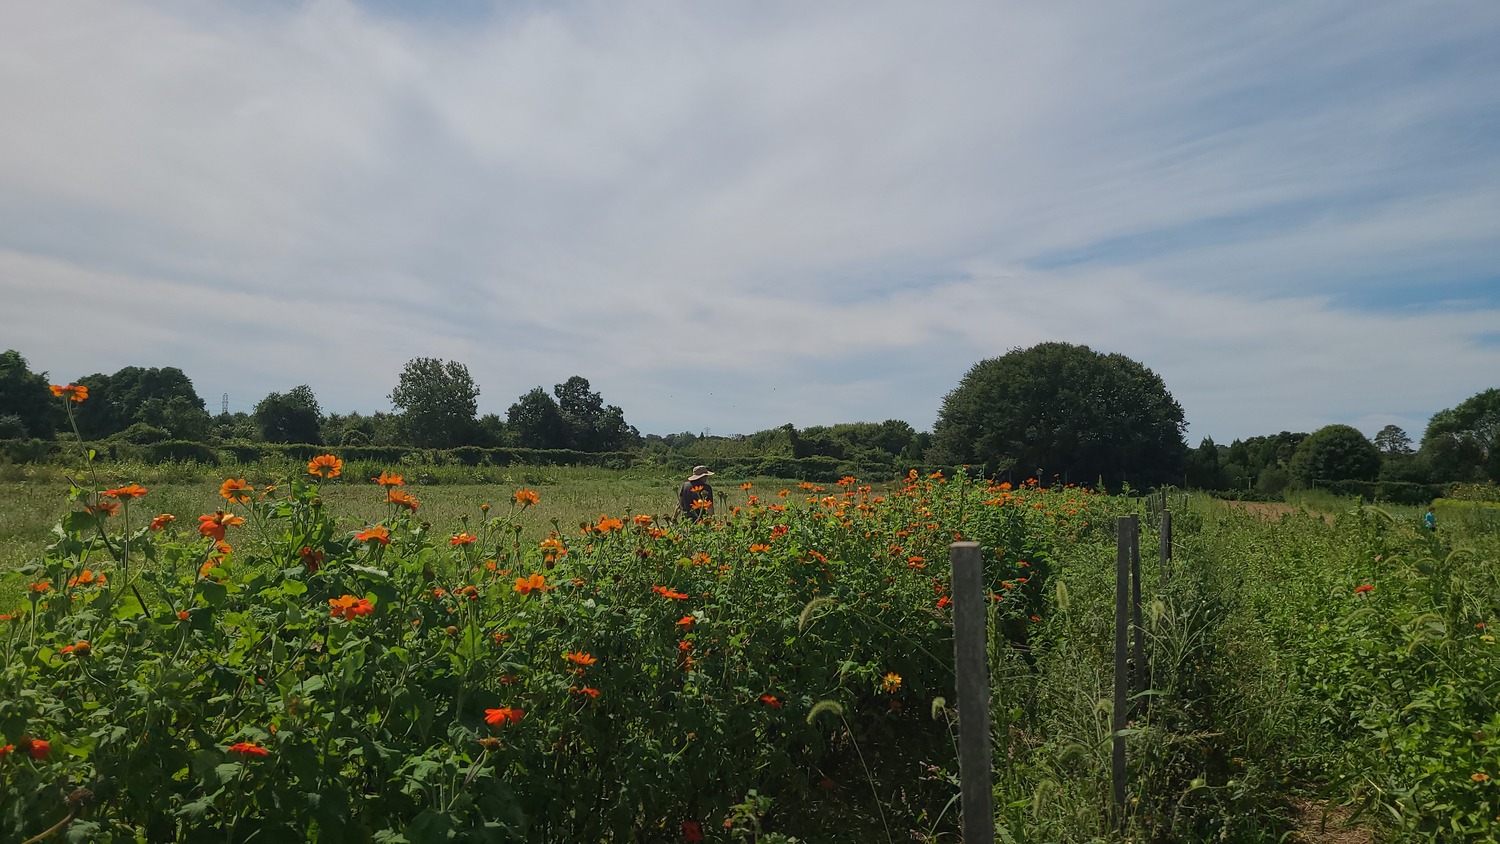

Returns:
2,0,1497,442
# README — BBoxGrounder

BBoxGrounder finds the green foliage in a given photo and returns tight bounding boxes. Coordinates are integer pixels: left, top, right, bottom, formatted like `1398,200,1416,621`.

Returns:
71,366,211,441
1421,388,1500,483
0,350,60,439
1287,424,1381,488
506,387,568,450
929,342,1188,488
253,385,323,444
389,358,481,449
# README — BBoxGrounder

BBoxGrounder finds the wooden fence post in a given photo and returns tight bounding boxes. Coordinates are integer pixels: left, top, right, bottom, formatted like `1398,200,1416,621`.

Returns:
1159,509,1172,589
1112,518,1131,822
950,541,994,844
1129,516,1145,700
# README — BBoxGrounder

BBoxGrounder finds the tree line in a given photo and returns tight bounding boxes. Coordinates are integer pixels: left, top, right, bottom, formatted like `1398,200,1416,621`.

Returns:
1,345,1496,492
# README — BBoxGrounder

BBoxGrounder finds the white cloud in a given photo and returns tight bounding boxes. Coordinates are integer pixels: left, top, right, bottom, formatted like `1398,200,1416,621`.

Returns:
1,0,1498,443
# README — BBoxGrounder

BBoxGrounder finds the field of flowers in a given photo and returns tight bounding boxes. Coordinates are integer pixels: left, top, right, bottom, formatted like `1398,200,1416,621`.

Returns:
5,387,1500,843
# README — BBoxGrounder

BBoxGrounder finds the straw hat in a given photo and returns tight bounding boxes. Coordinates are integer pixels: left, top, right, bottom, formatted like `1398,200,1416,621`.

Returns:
687,465,715,481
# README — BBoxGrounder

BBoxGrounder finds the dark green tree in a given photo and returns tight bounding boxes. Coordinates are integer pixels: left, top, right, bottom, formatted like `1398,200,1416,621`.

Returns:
388,358,480,448
928,342,1188,487
254,385,324,444
1373,424,1414,456
1420,389,1500,482
507,387,569,450
1187,437,1227,490
0,350,61,439
1287,425,1381,488
71,366,210,441
552,376,636,452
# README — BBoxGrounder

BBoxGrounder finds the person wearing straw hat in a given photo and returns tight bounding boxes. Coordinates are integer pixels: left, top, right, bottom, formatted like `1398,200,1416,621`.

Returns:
678,466,716,522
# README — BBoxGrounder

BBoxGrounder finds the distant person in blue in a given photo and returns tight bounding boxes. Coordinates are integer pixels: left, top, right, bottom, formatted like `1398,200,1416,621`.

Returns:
1425,506,1437,532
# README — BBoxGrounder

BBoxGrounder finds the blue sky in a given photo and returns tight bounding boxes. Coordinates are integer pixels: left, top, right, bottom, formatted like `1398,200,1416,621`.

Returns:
1,1,1498,444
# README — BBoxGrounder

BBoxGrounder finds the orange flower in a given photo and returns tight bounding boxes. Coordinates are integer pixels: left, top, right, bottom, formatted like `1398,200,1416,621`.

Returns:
512,489,540,508
514,573,550,595
689,499,713,512
373,471,404,487
632,514,653,526
329,594,374,619
682,820,704,843
740,482,753,490
177,610,190,621
86,499,120,518
356,525,391,545
651,585,690,600
61,640,91,656
198,510,245,542
676,615,694,630
103,484,148,501
219,478,254,503
1354,584,1374,595
748,544,771,553
937,596,952,609
484,707,524,726
307,454,343,480
149,513,175,530
596,515,624,532
450,533,478,547
539,537,567,562
1473,772,1490,783
564,651,597,667
571,685,601,699
387,489,420,512
228,741,269,757
299,546,324,572
26,739,51,760
67,569,100,587
882,672,902,693
760,695,782,708
50,384,89,402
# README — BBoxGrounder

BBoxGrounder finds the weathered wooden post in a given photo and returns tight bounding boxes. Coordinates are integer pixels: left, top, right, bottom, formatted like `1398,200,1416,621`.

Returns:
1112,517,1131,823
949,541,994,844
1129,516,1145,699
1159,508,1172,589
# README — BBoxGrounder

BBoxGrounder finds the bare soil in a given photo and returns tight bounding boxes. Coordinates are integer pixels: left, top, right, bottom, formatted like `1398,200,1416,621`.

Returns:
1286,798,1375,844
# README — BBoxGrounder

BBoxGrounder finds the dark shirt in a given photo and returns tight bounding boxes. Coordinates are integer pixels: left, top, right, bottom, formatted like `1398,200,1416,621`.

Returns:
679,479,714,520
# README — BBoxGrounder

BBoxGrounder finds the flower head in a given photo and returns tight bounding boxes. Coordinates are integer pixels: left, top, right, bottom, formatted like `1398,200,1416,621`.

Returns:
1354,584,1374,595
514,573,550,595
450,533,478,547
571,685,601,699
652,585,690,600
373,471,404,488
882,672,903,693
228,741,269,757
50,384,89,402
355,525,391,545
307,454,343,480
387,489,420,512
198,510,246,542
149,513,175,531
219,478,254,503
329,594,375,619
564,651,597,667
512,489,540,508
103,484,148,501
26,739,51,760
61,640,91,656
539,537,567,562
86,499,120,518
760,694,782,708
596,515,624,532
484,706,524,726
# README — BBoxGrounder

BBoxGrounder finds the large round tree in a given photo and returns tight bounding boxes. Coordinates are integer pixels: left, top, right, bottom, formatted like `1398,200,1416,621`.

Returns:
929,342,1188,488
1287,424,1381,487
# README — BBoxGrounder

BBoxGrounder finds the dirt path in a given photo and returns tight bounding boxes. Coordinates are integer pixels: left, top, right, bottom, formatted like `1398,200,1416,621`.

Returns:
1222,501,1336,524
1286,798,1374,844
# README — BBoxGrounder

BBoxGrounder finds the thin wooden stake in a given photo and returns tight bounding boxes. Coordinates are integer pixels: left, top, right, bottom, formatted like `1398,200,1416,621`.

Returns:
1159,510,1172,588
1113,518,1130,821
949,541,994,844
